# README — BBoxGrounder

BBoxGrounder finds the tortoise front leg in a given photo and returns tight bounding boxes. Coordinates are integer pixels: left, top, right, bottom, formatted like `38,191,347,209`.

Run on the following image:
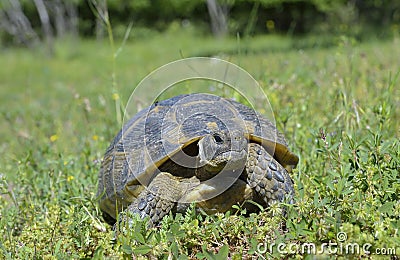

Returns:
124,172,198,225
245,143,295,206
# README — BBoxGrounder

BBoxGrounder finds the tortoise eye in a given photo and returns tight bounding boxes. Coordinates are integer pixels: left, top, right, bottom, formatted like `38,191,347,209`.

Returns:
213,134,223,143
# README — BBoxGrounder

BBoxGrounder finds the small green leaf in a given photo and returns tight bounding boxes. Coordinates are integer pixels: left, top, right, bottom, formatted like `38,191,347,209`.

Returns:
327,180,335,192
121,244,132,254
215,244,229,259
313,191,320,206
337,178,345,195
203,250,214,260
178,254,189,260
92,246,104,259
170,241,179,257
54,240,62,255
248,238,258,254
170,222,181,234
133,232,146,244
379,201,394,214
132,245,152,255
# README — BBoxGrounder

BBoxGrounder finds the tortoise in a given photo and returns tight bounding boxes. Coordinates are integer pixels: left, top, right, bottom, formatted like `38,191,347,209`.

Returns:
97,93,298,225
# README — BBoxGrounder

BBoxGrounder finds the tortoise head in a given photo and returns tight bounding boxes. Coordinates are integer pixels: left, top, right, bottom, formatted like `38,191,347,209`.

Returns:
197,129,247,180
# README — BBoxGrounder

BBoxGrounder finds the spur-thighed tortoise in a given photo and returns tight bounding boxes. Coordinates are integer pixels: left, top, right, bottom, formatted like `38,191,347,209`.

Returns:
97,93,298,225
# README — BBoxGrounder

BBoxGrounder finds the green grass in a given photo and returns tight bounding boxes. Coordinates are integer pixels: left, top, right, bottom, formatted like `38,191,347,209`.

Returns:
0,30,399,259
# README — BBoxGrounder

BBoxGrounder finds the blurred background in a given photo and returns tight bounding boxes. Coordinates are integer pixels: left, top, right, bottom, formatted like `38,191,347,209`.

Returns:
1,0,399,49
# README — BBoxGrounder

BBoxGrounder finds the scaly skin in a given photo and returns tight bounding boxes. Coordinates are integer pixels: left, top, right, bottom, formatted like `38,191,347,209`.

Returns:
245,143,295,206
125,172,199,224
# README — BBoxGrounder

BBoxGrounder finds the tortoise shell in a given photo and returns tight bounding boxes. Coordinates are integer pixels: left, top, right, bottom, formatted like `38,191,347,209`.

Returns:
98,93,298,220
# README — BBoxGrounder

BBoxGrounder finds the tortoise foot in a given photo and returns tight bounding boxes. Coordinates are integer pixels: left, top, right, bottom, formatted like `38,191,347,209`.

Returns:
126,172,198,224
246,143,295,206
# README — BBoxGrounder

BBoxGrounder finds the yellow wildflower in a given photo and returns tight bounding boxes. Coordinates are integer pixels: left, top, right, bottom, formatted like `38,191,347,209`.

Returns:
112,93,120,100
92,135,99,141
50,134,58,142
67,176,74,182
266,20,275,31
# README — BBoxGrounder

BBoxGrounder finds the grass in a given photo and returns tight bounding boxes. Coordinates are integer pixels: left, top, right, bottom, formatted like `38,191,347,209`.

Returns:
0,28,399,259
